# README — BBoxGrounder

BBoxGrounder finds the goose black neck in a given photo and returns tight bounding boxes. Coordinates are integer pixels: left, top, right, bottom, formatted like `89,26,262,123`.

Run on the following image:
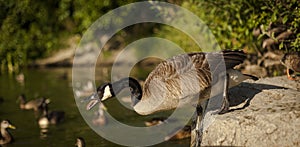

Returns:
111,77,142,104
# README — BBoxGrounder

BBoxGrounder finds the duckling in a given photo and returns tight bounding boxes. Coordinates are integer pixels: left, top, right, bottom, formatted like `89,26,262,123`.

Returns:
75,137,85,147
38,102,65,128
281,51,300,80
17,94,50,111
0,120,16,145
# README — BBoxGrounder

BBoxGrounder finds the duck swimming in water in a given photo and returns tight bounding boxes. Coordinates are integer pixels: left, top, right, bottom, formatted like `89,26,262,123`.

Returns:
38,102,65,128
0,120,16,145
17,94,50,111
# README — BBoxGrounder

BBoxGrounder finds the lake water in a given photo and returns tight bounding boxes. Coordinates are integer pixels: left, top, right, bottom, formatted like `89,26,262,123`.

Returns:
0,67,190,146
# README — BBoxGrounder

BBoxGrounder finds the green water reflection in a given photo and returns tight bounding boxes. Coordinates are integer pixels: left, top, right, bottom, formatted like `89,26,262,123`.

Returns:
0,68,189,146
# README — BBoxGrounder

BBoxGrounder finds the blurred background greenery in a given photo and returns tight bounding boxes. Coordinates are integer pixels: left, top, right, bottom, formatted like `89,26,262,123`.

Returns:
0,0,299,73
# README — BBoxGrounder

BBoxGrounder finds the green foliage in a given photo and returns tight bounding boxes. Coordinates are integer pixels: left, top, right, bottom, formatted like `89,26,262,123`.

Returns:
154,25,201,52
0,0,299,73
0,0,138,72
159,0,300,52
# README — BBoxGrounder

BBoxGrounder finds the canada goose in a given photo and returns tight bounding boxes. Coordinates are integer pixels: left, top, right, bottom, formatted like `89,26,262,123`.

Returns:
75,137,85,147
17,94,50,111
84,50,256,146
0,120,16,145
281,52,300,80
85,50,255,113
38,102,65,128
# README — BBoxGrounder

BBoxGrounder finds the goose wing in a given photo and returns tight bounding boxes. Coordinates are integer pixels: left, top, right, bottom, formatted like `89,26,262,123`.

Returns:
134,50,246,115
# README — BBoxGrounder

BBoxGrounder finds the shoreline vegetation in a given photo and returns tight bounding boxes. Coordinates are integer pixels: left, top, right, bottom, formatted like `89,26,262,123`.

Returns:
0,0,299,73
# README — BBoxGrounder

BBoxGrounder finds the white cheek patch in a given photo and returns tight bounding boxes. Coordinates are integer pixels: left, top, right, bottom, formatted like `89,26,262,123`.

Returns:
102,86,112,101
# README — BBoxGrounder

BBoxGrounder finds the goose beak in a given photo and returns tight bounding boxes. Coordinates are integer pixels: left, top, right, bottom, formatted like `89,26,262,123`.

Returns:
8,124,16,129
82,93,100,110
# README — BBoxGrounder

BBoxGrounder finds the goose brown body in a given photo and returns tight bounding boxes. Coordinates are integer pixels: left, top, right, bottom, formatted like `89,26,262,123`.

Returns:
85,50,250,115
133,50,246,115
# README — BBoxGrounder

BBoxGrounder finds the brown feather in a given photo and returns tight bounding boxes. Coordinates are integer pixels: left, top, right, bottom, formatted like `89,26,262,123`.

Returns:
135,50,246,114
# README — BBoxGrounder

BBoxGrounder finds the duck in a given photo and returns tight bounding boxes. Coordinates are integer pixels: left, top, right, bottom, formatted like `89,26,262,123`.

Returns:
281,51,300,80
38,102,65,128
144,117,191,140
17,94,50,111
0,120,16,145
83,50,257,146
75,137,85,147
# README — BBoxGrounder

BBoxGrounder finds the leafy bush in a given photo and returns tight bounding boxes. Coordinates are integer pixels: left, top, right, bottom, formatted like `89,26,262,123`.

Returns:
0,0,137,72
0,0,299,73
159,0,300,52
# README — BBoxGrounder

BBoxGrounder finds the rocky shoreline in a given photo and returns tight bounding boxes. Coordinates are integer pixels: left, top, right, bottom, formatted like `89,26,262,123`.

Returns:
202,76,300,146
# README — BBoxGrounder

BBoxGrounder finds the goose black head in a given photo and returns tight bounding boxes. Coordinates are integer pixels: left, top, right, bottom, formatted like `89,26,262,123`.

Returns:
83,83,114,110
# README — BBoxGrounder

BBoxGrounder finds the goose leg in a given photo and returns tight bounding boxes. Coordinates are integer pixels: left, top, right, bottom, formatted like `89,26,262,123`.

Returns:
218,73,230,114
190,104,204,147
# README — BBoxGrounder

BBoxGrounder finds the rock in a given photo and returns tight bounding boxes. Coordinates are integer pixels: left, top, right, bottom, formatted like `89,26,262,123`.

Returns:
202,76,300,146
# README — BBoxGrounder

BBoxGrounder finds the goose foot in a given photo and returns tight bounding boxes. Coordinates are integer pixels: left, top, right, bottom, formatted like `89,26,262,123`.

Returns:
190,105,204,147
218,74,230,114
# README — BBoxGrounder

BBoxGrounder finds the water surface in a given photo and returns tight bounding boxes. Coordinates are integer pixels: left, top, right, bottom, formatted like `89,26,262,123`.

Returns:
0,67,190,146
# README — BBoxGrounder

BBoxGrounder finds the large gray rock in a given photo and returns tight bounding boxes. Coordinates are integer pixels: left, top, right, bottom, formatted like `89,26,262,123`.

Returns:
202,76,300,146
